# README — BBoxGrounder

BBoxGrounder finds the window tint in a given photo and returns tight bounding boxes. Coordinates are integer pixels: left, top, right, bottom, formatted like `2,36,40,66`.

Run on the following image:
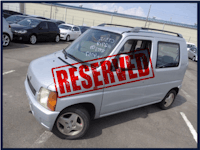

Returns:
39,22,48,29
48,22,57,30
156,42,180,68
114,39,151,70
74,27,79,31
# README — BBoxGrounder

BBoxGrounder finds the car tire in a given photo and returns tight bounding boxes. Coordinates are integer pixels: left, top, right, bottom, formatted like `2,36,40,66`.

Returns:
53,106,90,140
29,35,37,44
192,57,196,61
66,35,70,42
158,90,176,110
3,33,10,47
55,35,60,43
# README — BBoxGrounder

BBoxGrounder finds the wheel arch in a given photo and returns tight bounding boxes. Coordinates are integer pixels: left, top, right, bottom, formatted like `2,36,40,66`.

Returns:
3,32,11,40
59,102,96,120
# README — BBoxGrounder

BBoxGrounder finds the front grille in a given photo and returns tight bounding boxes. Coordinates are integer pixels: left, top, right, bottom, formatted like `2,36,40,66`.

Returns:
27,76,36,95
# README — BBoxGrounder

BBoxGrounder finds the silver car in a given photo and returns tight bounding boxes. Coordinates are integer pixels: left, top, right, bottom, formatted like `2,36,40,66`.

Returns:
3,17,13,47
25,24,188,139
188,47,198,61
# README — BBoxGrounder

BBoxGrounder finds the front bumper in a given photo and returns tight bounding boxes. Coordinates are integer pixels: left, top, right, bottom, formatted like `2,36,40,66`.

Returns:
60,34,67,40
24,78,59,130
13,33,30,41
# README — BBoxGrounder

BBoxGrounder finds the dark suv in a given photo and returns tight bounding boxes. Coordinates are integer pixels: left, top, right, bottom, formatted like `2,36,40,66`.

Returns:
11,18,60,44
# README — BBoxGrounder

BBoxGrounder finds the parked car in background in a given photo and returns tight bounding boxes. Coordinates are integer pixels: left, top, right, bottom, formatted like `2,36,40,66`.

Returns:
6,15,31,24
11,18,60,44
3,12,11,18
28,15,50,20
3,9,24,16
51,19,65,26
79,26,90,34
58,24,81,41
187,42,196,51
3,17,13,47
188,47,198,61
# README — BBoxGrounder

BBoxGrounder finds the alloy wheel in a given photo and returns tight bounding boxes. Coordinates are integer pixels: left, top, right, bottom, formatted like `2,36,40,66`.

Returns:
3,34,10,47
56,112,84,136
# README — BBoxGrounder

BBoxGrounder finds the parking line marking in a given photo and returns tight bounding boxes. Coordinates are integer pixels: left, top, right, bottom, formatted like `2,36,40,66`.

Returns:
33,131,52,145
3,70,15,75
180,112,197,143
181,89,191,98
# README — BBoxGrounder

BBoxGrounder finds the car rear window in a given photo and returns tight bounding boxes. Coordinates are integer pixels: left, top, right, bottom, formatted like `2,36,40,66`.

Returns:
156,42,180,68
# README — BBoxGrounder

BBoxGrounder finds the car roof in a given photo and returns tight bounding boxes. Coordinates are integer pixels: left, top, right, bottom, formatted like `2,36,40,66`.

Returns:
186,42,195,45
92,25,184,40
22,17,58,24
60,23,78,27
8,15,29,17
51,19,64,22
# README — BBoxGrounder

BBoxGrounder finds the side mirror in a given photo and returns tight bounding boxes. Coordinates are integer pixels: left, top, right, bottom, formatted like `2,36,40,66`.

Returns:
39,26,43,30
72,29,74,31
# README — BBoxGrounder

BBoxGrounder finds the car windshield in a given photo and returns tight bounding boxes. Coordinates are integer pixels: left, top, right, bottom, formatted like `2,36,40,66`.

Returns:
6,15,26,22
58,25,72,30
64,28,122,62
18,18,41,27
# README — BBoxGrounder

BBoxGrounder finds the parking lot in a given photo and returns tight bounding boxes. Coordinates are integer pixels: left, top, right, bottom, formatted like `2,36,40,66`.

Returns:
3,41,197,148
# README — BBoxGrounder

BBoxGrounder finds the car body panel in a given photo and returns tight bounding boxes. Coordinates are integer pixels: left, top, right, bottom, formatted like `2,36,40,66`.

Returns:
3,17,13,41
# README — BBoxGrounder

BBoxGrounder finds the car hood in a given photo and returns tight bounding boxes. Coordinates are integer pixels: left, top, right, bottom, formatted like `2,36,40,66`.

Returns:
10,23,32,30
59,28,72,33
27,50,77,92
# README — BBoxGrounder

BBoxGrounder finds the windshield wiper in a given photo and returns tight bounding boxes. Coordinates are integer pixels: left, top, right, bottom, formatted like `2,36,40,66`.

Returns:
67,53,90,66
58,57,77,68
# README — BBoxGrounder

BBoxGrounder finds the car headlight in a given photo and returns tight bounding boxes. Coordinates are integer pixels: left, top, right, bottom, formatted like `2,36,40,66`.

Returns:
37,87,57,111
15,30,27,34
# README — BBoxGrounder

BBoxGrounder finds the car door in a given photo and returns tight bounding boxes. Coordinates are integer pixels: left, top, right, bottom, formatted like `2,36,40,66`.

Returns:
143,38,182,105
74,27,81,39
48,22,58,40
70,27,76,40
100,36,153,116
37,21,49,41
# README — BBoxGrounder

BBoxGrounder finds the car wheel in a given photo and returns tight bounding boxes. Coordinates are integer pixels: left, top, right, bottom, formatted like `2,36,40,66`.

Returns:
66,35,70,42
29,35,37,44
53,106,90,140
158,90,176,110
192,57,196,61
55,35,60,43
3,33,10,47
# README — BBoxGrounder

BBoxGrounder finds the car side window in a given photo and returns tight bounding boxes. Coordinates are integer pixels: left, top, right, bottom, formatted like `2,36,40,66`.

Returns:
39,22,48,29
48,22,57,30
112,39,151,71
156,42,180,68
74,27,79,31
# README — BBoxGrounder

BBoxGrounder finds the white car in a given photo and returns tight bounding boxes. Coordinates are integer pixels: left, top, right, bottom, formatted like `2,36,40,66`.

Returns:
3,17,13,47
186,42,196,51
58,24,81,41
188,47,198,61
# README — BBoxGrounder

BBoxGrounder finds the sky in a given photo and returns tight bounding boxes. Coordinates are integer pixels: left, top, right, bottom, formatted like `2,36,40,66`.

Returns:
61,3,197,25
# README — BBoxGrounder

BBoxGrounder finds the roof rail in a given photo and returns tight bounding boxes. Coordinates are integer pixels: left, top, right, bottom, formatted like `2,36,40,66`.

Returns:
98,23,183,38
141,27,183,38
98,23,134,29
